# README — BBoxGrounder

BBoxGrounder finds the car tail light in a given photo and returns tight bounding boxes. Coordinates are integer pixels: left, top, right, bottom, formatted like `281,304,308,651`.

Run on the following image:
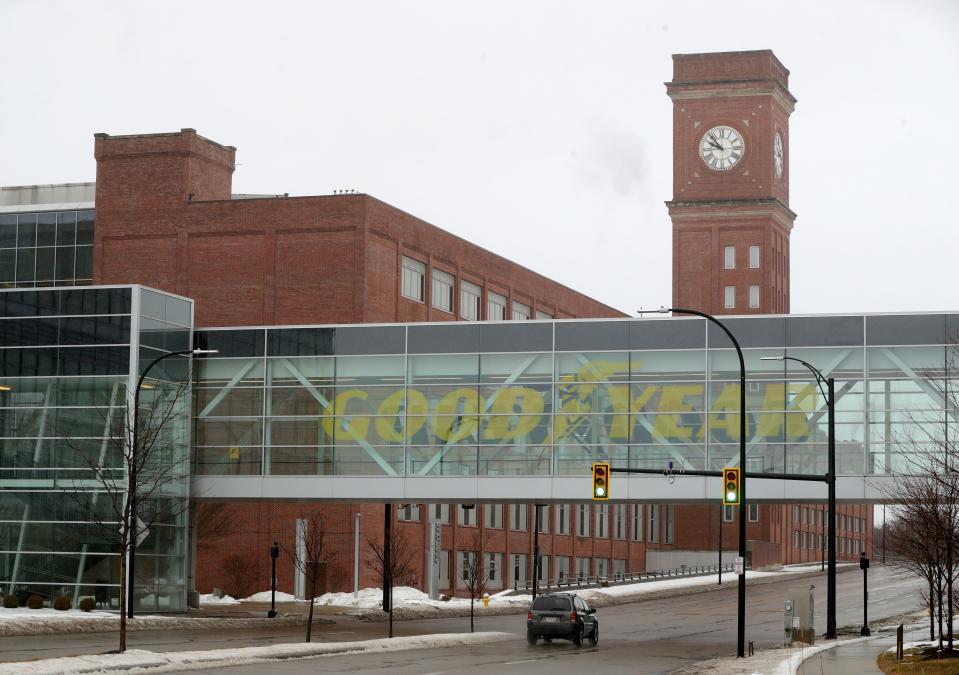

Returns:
527,611,533,622
570,611,577,622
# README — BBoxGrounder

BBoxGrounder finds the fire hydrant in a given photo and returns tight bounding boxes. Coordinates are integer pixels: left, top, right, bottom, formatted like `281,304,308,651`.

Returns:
483,593,489,608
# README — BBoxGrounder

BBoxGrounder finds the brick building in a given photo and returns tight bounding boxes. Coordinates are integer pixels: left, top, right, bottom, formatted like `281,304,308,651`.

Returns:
0,49,872,604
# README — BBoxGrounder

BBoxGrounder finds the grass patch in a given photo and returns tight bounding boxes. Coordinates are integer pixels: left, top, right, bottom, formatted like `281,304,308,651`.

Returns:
879,646,959,674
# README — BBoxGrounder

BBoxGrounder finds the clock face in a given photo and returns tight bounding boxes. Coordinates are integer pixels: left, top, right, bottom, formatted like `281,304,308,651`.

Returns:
699,125,745,171
774,132,784,179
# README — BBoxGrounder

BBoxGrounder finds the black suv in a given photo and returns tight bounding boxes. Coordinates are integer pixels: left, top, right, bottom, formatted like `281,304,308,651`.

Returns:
526,593,598,646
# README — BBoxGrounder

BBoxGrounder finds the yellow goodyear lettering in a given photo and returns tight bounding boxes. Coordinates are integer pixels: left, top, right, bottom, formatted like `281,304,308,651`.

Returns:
322,389,370,440
483,387,545,440
374,389,428,442
653,384,703,439
431,388,481,442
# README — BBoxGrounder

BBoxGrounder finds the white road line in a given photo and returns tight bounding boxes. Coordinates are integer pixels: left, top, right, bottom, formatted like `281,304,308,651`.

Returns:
503,659,539,665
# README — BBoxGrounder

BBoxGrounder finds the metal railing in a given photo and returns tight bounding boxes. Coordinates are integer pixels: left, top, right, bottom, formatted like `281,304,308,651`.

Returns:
514,561,746,594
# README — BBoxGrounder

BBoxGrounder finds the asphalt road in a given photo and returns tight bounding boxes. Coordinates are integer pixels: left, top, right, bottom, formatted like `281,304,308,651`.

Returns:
0,565,922,674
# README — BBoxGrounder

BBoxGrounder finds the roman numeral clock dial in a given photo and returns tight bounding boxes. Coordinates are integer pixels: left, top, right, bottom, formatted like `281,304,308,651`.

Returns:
698,125,745,171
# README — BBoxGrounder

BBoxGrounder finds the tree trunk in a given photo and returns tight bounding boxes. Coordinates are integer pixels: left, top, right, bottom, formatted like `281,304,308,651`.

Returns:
389,604,393,638
930,577,937,641
306,567,316,643
938,573,945,650
470,596,475,633
118,542,127,653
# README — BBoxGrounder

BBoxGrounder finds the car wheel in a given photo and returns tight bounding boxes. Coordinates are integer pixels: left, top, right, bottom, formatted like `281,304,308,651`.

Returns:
572,624,583,647
588,623,598,645
526,631,538,645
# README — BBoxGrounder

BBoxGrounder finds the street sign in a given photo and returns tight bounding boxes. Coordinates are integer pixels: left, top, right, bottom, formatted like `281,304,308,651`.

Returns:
734,556,744,575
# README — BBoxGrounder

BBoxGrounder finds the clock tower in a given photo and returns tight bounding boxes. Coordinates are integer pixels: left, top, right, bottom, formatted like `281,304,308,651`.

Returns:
666,50,796,315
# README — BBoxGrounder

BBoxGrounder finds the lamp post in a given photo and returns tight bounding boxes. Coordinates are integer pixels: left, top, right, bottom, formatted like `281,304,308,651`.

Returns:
269,542,279,618
860,551,871,636
641,306,748,658
761,355,837,640
127,347,217,619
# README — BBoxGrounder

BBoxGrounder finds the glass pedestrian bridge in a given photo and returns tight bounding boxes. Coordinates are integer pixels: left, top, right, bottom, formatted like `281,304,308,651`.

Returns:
191,312,959,504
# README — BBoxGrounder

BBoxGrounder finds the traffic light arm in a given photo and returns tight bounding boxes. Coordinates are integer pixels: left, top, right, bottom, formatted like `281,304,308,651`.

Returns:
607,466,830,483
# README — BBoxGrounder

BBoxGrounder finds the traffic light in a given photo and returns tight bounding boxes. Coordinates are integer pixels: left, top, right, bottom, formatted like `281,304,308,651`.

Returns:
592,462,610,500
723,467,740,505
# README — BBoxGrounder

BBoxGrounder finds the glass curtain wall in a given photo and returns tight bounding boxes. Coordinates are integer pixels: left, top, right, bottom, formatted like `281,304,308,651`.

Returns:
192,315,959,479
0,286,192,612
0,210,95,289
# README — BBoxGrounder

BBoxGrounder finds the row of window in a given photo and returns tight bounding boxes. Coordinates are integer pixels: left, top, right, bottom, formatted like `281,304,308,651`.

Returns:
401,256,552,321
724,284,762,310
435,550,630,589
398,503,762,544
792,530,866,555
723,245,761,270
791,506,867,533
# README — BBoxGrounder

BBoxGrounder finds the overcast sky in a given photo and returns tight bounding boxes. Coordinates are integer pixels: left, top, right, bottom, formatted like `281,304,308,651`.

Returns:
2,0,957,317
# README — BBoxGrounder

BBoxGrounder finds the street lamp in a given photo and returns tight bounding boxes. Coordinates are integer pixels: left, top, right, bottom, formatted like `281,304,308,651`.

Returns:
760,355,837,640
127,347,217,619
639,306,748,658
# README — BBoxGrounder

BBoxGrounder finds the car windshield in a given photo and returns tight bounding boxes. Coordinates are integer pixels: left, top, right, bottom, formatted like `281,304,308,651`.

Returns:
531,596,571,611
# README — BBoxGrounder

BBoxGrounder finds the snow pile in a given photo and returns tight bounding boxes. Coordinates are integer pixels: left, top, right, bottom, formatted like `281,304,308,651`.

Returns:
0,607,115,622
0,631,514,674
198,593,239,605
240,590,298,603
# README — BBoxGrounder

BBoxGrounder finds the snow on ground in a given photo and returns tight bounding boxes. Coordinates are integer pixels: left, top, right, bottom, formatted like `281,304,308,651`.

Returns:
197,594,239,606
0,631,514,674
0,607,116,621
240,590,297,603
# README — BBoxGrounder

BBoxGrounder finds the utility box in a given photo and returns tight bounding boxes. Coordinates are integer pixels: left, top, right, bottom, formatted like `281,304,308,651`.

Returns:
784,585,815,645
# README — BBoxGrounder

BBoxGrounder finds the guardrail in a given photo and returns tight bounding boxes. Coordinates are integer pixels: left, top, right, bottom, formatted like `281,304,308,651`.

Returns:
514,561,747,594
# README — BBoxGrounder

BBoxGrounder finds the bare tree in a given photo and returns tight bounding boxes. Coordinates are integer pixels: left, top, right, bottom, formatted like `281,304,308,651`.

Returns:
281,510,329,643
882,347,959,653
60,379,191,653
365,528,415,638
460,531,488,633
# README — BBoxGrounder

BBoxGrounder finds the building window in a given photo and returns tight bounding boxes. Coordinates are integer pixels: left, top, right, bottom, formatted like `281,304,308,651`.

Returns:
556,504,570,535
632,505,644,541
535,309,553,320
401,256,426,302
575,557,590,582
613,559,627,580
723,505,734,522
748,285,760,309
595,504,609,538
459,550,476,587
748,503,759,522
577,504,590,537
793,530,799,548
556,556,571,582
536,555,549,583
511,553,528,587
487,292,507,321
802,531,808,549
511,301,530,321
724,285,735,309
458,504,476,526
595,558,609,579
749,245,760,269
793,506,799,523
802,507,808,525
431,269,454,313
535,505,549,533
510,504,527,532
460,280,482,321
614,505,626,539
484,503,503,529
648,504,660,542
430,503,451,524
664,505,675,544
487,553,502,588
397,503,420,521
724,245,736,269
438,550,451,589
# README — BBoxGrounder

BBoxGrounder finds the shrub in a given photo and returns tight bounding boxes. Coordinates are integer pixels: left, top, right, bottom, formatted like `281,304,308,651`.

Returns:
78,597,96,612
2,594,18,608
26,594,44,610
53,595,71,611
